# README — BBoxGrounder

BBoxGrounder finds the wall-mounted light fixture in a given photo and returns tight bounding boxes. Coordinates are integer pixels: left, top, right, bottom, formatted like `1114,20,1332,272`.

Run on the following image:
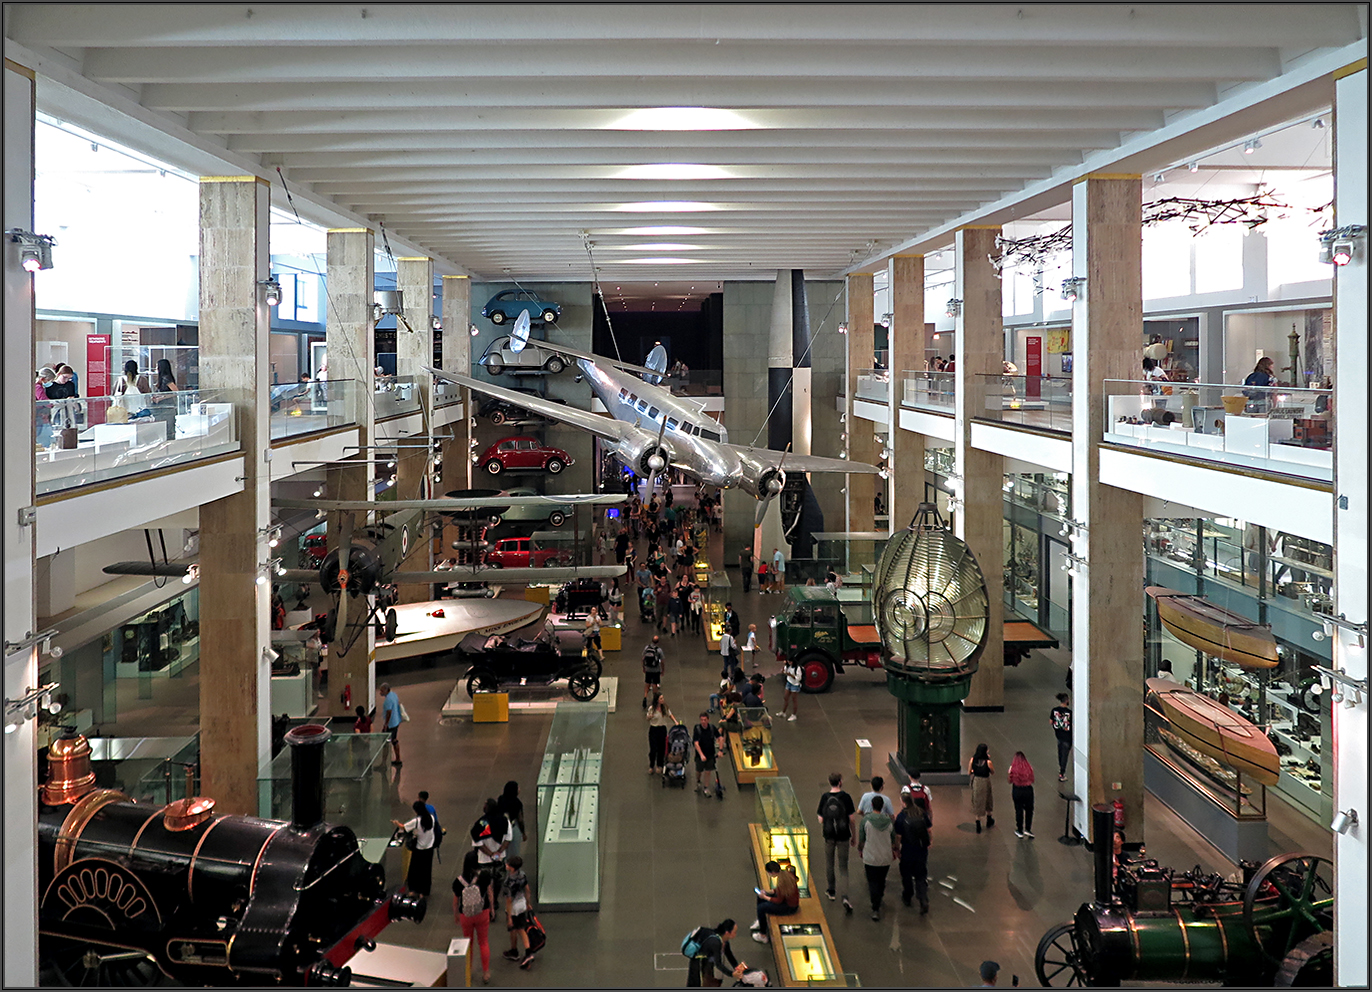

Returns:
3,628,63,660
1317,225,1366,266
1311,610,1367,647
1332,809,1359,834
1243,138,1262,154
8,229,56,272
181,563,200,586
879,313,893,328
1310,663,1367,707
4,682,61,734
1060,277,1086,303
258,277,282,307
838,321,849,335
945,299,963,318
431,315,442,331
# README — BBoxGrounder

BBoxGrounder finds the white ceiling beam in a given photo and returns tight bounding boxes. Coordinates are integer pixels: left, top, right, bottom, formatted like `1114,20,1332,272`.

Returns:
187,106,1167,135
138,78,1218,113
81,43,1281,85
299,175,1047,193
9,3,1361,48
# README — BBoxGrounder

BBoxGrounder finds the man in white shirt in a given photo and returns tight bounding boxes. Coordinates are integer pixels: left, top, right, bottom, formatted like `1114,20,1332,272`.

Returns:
719,629,738,678
772,548,786,591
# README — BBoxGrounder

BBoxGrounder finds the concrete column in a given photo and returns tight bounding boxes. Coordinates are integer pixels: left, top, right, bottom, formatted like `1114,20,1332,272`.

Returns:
3,58,39,987
721,282,775,560
808,280,847,545
442,275,473,489
196,175,272,815
1332,63,1368,989
394,257,434,603
954,228,1006,711
845,273,877,538
324,228,375,718
1068,176,1146,840
888,255,925,530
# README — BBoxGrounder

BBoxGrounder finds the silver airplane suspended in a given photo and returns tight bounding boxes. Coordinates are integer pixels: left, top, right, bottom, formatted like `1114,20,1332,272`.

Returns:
426,356,880,526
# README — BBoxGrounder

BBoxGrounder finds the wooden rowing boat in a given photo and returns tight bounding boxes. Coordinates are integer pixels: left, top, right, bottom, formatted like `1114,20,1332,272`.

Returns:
1145,586,1279,670
1146,678,1280,786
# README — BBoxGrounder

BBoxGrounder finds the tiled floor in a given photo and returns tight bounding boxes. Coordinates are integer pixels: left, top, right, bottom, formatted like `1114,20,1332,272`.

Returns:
101,516,1331,988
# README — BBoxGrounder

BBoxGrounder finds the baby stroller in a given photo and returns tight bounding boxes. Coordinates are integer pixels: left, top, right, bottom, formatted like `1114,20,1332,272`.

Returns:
639,587,655,623
662,723,692,788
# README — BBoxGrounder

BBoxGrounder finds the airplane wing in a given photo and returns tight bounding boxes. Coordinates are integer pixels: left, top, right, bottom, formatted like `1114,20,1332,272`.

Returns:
393,564,626,584
425,366,636,444
726,443,882,476
103,560,195,577
273,494,627,512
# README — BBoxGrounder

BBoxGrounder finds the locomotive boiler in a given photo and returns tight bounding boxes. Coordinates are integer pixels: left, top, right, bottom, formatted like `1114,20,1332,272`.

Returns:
37,724,424,986
1034,804,1333,987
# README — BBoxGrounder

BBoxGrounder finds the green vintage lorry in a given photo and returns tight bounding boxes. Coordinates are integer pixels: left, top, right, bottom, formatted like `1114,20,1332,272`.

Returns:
771,585,1059,693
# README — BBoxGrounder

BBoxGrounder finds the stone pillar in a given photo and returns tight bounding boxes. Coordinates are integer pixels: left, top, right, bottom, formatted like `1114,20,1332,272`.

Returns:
845,273,877,541
888,255,925,531
954,228,1007,711
442,275,473,490
1332,62,1368,989
807,280,847,546
196,175,272,815
1068,176,1146,840
324,228,375,718
395,257,434,603
3,58,39,987
721,282,775,561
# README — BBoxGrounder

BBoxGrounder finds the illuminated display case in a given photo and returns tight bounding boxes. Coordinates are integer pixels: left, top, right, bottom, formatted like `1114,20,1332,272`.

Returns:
751,776,810,897
776,923,838,985
536,701,607,910
730,706,777,784
704,569,730,650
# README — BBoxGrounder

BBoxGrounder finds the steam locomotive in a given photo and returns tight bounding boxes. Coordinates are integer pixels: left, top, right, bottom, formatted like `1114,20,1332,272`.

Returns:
37,724,424,986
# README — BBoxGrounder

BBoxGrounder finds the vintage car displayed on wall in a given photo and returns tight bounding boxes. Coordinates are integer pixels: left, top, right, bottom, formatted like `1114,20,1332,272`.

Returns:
476,435,573,476
478,335,570,375
480,289,561,326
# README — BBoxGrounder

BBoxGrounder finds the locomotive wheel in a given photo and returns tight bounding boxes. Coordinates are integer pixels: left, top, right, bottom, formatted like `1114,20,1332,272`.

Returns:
43,940,166,987
1242,853,1333,965
467,670,500,697
567,671,600,701
1275,931,1334,987
1034,922,1088,987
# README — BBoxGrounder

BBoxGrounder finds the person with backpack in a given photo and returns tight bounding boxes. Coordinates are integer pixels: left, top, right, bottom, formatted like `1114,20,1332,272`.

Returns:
895,787,931,914
454,848,497,984
684,919,746,987
417,790,444,861
857,794,897,921
1050,693,1072,782
642,635,665,708
816,772,856,913
471,798,508,867
500,855,537,970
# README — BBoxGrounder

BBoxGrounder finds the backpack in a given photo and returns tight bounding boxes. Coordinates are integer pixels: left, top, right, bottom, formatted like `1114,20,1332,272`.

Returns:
901,805,930,849
682,926,713,959
642,645,662,674
820,793,849,840
457,874,485,917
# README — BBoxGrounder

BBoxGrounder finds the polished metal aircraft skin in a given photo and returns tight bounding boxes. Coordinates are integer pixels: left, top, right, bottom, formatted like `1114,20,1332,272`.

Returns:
426,361,878,507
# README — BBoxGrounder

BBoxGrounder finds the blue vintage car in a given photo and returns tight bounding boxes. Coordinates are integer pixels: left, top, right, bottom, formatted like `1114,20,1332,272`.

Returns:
480,289,561,325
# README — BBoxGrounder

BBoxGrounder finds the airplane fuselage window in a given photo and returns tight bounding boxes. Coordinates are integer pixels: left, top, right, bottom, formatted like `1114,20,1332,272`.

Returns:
628,393,638,405
619,388,628,400
648,406,660,419
666,417,679,431
682,421,695,434
636,400,648,413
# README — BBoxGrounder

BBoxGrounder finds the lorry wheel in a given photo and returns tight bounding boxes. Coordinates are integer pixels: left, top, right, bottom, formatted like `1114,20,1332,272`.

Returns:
798,652,835,693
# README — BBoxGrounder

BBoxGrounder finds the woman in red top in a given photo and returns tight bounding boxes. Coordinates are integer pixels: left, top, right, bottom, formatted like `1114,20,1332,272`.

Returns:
1007,751,1035,838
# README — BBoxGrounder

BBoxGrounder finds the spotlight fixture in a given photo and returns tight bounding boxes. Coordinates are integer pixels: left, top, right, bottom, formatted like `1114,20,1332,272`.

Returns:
838,322,848,335
259,277,282,308
4,682,61,734
1152,172,1166,184
181,563,200,586
1187,161,1199,173
374,289,404,316
1243,138,1261,154
1060,276,1086,303
8,229,56,272
1318,225,1367,266
1332,809,1359,834
430,314,442,331
1312,117,1326,130
1331,240,1355,266
880,313,893,328
469,323,480,338
945,298,963,318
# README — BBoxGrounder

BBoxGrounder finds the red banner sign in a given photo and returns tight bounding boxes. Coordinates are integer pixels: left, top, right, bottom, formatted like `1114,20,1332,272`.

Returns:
1026,336,1042,398
87,334,111,425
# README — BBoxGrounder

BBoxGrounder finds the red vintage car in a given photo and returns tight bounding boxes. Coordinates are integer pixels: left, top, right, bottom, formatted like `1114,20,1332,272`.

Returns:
484,537,572,569
301,533,328,568
476,436,573,476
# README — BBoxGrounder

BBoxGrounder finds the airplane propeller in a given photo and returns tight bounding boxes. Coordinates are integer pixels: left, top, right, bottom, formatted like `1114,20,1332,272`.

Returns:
646,417,669,500
754,445,790,528
334,510,354,652
508,310,531,353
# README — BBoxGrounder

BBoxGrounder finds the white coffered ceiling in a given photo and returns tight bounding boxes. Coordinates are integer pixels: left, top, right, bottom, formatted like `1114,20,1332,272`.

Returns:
5,4,1366,283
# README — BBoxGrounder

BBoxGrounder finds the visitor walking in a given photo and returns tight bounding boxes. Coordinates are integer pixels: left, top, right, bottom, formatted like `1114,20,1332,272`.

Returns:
454,849,497,985
894,787,931,914
816,772,856,913
1008,751,1035,838
968,743,995,833
646,692,677,774
857,795,897,921
1050,693,1072,781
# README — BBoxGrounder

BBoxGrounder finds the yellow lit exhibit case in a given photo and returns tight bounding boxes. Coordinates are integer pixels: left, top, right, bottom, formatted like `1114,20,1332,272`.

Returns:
729,706,778,785
536,701,607,910
749,777,811,897
777,923,840,985
704,569,730,651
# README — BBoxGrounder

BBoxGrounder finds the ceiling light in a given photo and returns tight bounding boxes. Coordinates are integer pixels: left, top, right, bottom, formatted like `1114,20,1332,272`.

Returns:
1152,172,1166,184
607,107,757,131
9,229,55,272
617,226,714,236
1332,240,1354,266
1243,138,1261,154
613,202,720,213
1313,117,1326,129
604,243,705,251
621,258,700,265
1187,162,1199,173
617,164,732,181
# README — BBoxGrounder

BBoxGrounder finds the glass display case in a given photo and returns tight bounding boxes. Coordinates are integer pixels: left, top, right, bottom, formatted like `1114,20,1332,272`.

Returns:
776,923,839,985
535,701,607,910
257,731,394,839
730,706,777,784
753,777,810,897
704,569,731,647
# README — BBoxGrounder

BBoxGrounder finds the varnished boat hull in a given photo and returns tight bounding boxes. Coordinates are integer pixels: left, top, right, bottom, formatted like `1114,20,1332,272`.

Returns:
1147,677,1280,786
1146,586,1279,669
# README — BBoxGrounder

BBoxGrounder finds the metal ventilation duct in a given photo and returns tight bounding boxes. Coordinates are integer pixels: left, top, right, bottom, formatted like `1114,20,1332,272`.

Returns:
873,503,989,681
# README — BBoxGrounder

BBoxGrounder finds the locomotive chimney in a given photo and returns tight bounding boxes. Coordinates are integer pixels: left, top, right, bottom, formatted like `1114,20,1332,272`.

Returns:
1092,803,1115,904
284,723,332,830
42,729,97,805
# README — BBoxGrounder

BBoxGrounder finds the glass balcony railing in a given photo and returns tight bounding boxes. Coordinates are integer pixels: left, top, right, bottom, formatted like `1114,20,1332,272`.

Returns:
855,368,890,403
270,378,359,441
433,378,463,407
1103,379,1333,482
373,374,422,420
35,389,239,495
976,374,1073,432
901,370,955,412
